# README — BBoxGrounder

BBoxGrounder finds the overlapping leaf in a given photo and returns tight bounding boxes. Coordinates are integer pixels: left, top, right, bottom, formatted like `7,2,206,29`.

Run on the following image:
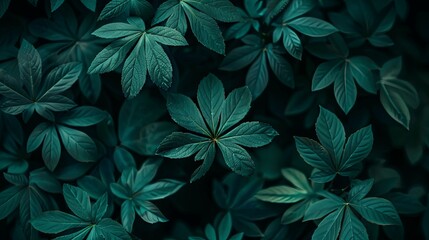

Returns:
294,106,373,182
157,74,278,182
220,35,294,99
89,17,187,97
109,158,184,231
153,0,241,54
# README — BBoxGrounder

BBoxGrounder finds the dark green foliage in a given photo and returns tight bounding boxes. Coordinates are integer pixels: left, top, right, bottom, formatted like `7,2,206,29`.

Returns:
0,0,428,239
157,74,278,182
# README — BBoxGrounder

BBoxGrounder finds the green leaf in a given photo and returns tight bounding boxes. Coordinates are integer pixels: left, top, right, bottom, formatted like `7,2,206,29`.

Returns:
380,57,401,78
219,45,260,71
334,62,357,114
121,200,135,232
182,2,225,54
144,37,173,90
256,186,306,203
246,51,269,99
92,23,142,39
348,179,374,203
316,106,345,164
190,141,216,182
39,62,82,99
91,193,108,222
147,26,188,46
266,45,294,88
0,0,11,17
339,207,369,240
122,38,146,98
312,60,344,91
218,142,254,176
59,106,107,127
98,0,130,21
379,77,419,130
0,186,24,220
340,126,373,172
281,168,312,191
281,27,303,60
18,39,42,98
288,17,338,37
282,0,315,22
221,122,278,147
96,218,131,239
42,125,61,171
136,201,168,223
63,184,92,221
304,199,343,221
218,212,233,240
167,93,210,136
31,211,88,234
219,87,252,134
157,132,210,158
197,74,225,133
186,0,242,22
265,0,289,21
348,56,377,94
352,197,401,225
311,207,345,240
294,136,332,171
88,34,140,74
57,126,98,162
139,179,184,200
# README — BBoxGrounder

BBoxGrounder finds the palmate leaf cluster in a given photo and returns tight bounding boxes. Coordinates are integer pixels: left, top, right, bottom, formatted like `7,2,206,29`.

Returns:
0,0,429,239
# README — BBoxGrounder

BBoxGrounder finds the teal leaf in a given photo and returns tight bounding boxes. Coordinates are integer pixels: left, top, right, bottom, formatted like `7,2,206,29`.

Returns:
63,184,92,221
136,201,168,224
122,38,146,98
96,218,131,239
139,179,185,200
31,211,88,234
57,126,98,162
311,207,345,240
294,136,332,170
144,37,173,90
218,142,255,176
334,62,356,114
219,87,252,134
91,193,108,222
352,197,401,225
316,106,345,165
190,141,216,182
266,45,294,88
88,34,140,74
340,126,373,173
221,122,278,147
255,186,306,203
121,200,135,232
0,186,25,220
17,39,42,98
348,179,374,203
288,17,338,37
246,51,269,99
156,133,209,159
59,106,107,127
339,207,369,240
167,93,210,136
219,45,260,71
182,1,225,54
312,61,342,91
304,199,343,221
281,27,303,60
197,74,225,133
146,26,188,46
379,57,419,130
